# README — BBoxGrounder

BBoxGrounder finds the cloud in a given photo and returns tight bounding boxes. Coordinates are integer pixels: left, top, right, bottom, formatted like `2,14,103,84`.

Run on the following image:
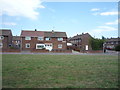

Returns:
0,0,45,19
100,11,118,16
105,20,118,25
91,8,100,11
90,26,117,34
1,22,17,26
92,12,100,16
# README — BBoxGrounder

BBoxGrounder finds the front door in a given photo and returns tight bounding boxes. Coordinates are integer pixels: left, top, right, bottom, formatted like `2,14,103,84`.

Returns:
45,43,53,51
85,45,88,50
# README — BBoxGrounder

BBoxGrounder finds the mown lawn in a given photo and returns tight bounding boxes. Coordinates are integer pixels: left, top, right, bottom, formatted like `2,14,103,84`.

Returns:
2,54,118,88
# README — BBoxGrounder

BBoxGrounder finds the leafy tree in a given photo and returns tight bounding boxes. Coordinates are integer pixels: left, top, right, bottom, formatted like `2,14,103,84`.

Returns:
102,36,106,40
90,37,105,50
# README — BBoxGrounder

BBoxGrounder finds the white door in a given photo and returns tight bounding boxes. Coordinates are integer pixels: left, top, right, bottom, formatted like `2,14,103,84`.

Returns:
85,45,88,50
45,43,53,51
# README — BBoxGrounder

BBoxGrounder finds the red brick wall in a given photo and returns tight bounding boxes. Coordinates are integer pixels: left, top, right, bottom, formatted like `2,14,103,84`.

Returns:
21,37,67,51
1,49,21,52
2,36,9,49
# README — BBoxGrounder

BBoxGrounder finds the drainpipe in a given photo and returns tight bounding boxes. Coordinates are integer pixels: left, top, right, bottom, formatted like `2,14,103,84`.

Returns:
21,36,22,52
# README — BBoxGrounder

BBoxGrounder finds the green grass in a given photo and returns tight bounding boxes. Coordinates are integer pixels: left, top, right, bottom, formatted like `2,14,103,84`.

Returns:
2,54,118,88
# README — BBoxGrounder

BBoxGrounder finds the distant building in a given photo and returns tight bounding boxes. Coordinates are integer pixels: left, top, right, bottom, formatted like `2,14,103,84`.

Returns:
0,29,12,50
68,33,92,52
104,37,120,50
12,36,21,49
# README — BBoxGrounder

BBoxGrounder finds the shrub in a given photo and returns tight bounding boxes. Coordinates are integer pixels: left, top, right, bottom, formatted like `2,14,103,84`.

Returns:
115,45,120,51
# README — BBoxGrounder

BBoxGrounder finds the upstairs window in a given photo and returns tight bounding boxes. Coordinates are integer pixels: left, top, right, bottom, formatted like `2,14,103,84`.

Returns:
0,36,4,40
111,42,114,44
38,37,44,41
57,38,63,41
25,36,31,40
45,37,50,41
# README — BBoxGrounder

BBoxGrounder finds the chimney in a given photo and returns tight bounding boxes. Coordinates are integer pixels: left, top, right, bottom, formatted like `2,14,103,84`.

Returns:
35,29,37,31
52,30,54,33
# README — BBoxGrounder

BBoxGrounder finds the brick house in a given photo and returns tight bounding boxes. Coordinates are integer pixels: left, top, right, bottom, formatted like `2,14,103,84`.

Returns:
21,30,67,52
104,37,120,50
68,33,92,52
0,29,13,51
12,36,21,49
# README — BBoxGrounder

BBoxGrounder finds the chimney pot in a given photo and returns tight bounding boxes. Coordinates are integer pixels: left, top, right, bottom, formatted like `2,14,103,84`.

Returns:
52,30,54,33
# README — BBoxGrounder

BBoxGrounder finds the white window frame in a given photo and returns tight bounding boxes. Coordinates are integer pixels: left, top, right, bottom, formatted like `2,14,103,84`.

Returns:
25,43,30,48
0,43,3,48
36,44,45,49
0,36,4,40
58,44,62,48
25,36,31,40
45,37,50,41
38,37,44,41
57,38,63,41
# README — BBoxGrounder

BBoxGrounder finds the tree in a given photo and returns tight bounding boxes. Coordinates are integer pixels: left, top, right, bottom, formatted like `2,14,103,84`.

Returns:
90,37,105,50
102,36,106,40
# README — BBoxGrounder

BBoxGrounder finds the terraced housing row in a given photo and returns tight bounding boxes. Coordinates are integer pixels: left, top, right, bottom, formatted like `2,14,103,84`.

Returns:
0,29,118,53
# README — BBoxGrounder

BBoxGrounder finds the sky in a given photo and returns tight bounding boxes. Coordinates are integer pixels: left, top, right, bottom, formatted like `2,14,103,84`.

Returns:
0,0,119,38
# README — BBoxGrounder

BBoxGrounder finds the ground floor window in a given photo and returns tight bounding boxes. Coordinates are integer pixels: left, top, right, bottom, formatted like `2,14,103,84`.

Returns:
58,44,62,48
0,43,3,48
36,44,45,49
0,36,4,40
26,43,30,48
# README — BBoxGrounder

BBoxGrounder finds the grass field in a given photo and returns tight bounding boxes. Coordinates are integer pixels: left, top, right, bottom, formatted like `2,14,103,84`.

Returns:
2,54,118,88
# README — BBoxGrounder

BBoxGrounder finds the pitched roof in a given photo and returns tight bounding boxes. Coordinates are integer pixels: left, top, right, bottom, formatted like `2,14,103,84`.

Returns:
106,38,120,42
21,30,44,37
69,33,91,40
0,29,12,36
44,32,67,37
12,36,21,41
21,30,67,38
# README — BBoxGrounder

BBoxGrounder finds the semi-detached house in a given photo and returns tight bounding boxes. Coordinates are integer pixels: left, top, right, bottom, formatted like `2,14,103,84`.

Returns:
0,29,12,50
21,30,67,52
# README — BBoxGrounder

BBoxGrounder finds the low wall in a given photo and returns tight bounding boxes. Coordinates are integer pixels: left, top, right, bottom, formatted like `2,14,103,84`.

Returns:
51,49,72,53
31,49,49,53
1,49,72,53
1,49,21,52
82,50,103,53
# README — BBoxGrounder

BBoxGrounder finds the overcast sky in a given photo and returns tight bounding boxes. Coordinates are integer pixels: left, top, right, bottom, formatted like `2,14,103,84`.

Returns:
0,0,119,38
